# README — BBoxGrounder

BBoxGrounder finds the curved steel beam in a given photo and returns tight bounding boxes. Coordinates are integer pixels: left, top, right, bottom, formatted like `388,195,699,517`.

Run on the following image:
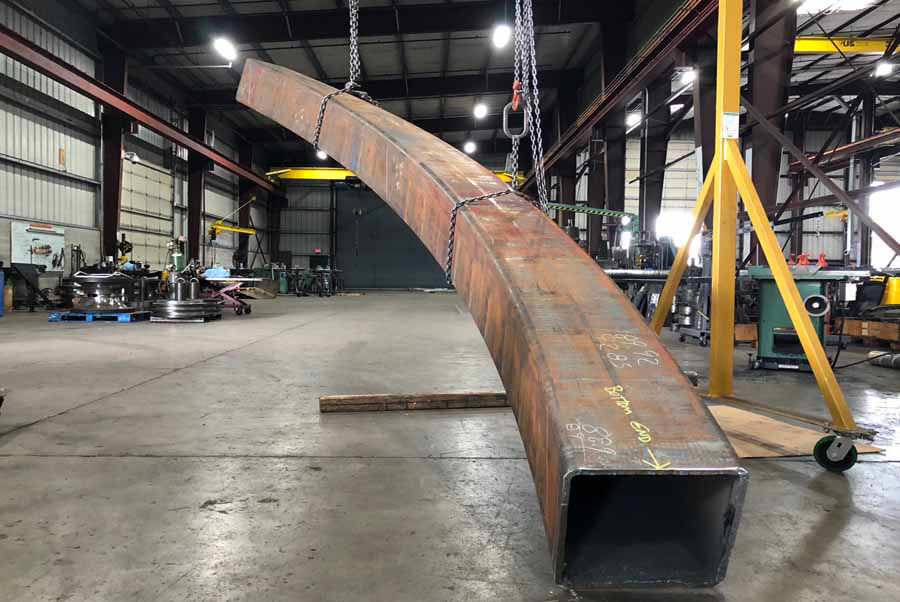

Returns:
238,59,747,588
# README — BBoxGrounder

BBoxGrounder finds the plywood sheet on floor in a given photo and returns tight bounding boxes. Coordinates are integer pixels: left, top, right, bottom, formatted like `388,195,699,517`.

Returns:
709,405,882,458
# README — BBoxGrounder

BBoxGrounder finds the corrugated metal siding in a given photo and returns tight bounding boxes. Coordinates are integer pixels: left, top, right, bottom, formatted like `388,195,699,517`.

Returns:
0,4,97,230
0,4,95,116
0,98,95,179
120,161,173,267
625,133,700,220
282,184,332,261
126,86,173,150
205,186,235,220
0,160,95,226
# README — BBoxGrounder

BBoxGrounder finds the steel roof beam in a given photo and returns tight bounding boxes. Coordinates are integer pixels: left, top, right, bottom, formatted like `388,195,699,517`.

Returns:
105,1,614,49
0,22,275,193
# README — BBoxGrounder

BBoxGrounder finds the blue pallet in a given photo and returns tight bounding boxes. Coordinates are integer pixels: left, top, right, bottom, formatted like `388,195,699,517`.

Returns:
48,310,150,323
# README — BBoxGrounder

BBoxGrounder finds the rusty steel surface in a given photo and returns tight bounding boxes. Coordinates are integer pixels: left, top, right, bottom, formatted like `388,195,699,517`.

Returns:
238,59,747,588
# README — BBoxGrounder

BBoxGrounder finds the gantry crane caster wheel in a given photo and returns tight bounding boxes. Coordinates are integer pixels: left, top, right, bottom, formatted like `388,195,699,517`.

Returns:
813,435,858,473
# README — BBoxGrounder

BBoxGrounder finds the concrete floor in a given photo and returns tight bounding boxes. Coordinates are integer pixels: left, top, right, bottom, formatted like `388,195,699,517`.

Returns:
0,292,898,601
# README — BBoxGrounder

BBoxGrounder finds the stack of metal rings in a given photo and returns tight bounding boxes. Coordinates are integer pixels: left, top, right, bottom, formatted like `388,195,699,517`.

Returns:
150,298,223,322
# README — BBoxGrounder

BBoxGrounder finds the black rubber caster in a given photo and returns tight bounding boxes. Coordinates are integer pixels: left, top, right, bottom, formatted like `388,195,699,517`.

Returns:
813,435,858,473
699,336,708,347
679,335,686,343
245,305,251,314
235,306,243,315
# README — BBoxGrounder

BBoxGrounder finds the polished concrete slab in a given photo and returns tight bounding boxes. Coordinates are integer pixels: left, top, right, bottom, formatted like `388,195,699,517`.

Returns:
0,292,898,601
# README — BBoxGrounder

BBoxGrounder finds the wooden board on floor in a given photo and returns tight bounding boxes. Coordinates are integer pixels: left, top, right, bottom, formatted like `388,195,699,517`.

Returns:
708,405,882,458
319,392,509,413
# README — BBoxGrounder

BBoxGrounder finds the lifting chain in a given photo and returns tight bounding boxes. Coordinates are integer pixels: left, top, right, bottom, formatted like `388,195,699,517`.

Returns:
444,190,513,287
444,187,546,288
509,0,549,213
445,0,549,288
312,0,377,152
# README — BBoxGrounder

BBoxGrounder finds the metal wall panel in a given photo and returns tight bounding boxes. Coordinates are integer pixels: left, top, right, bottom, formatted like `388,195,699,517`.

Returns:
0,98,95,179
0,4,98,234
0,3,94,115
281,183,332,264
0,159,95,227
205,185,235,219
120,160,173,267
203,187,237,265
126,86,172,150
624,132,699,222
334,185,446,288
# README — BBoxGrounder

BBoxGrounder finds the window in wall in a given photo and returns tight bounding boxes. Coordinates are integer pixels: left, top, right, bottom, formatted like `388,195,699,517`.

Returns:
869,186,900,269
655,209,702,264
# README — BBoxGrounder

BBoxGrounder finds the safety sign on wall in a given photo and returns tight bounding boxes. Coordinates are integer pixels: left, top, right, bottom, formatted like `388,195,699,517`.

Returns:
11,222,66,271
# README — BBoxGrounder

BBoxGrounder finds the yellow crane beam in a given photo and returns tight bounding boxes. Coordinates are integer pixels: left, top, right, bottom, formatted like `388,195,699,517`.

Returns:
794,37,896,54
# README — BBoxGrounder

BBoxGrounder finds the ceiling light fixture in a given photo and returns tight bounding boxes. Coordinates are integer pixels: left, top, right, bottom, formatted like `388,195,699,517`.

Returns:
213,37,238,62
463,141,477,154
797,0,875,15
473,103,488,119
874,61,894,78
492,24,512,49
316,150,328,160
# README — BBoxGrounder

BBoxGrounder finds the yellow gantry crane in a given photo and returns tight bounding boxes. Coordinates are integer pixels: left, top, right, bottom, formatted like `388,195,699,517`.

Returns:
649,0,873,470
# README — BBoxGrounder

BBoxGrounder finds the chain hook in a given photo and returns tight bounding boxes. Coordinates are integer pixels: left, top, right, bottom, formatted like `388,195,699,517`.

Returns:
502,101,530,140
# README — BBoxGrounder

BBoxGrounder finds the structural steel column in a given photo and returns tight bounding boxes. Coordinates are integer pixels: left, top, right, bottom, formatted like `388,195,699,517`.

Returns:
554,75,581,228
269,195,284,263
101,49,127,259
858,91,875,265
587,127,606,258
237,142,255,266
748,0,796,264
692,48,716,228
605,113,626,245
790,119,806,258
556,155,577,229
638,78,672,238
187,108,207,261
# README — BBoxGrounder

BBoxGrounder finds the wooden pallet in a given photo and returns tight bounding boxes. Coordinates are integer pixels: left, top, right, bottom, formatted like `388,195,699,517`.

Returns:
48,310,150,323
319,392,509,413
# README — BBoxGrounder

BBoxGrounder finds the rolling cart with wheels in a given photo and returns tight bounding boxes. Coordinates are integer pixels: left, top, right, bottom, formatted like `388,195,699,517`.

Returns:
202,277,261,316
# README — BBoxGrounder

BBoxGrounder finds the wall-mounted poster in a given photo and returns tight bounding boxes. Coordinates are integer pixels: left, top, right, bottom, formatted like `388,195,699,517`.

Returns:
11,222,66,271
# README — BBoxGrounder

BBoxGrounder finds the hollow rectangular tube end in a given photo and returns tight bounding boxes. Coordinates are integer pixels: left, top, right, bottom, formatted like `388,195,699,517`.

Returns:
556,467,749,588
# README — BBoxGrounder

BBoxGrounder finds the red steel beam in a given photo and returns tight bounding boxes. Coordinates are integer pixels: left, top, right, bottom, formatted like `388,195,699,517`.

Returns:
524,0,718,189
788,127,900,173
0,23,275,194
237,59,747,588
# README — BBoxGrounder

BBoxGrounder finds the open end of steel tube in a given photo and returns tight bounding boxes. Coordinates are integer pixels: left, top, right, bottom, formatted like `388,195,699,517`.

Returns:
559,470,748,588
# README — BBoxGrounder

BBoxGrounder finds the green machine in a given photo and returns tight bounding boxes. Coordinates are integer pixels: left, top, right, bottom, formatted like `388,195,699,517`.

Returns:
749,266,846,371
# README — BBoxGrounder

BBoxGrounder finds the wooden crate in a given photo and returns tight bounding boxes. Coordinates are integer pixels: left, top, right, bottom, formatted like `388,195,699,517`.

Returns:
734,323,757,344
878,321,900,342
841,318,862,337
859,320,877,337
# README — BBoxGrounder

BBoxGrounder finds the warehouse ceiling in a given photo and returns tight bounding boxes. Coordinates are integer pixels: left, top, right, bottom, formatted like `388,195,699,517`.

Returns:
71,0,618,164
70,0,900,165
